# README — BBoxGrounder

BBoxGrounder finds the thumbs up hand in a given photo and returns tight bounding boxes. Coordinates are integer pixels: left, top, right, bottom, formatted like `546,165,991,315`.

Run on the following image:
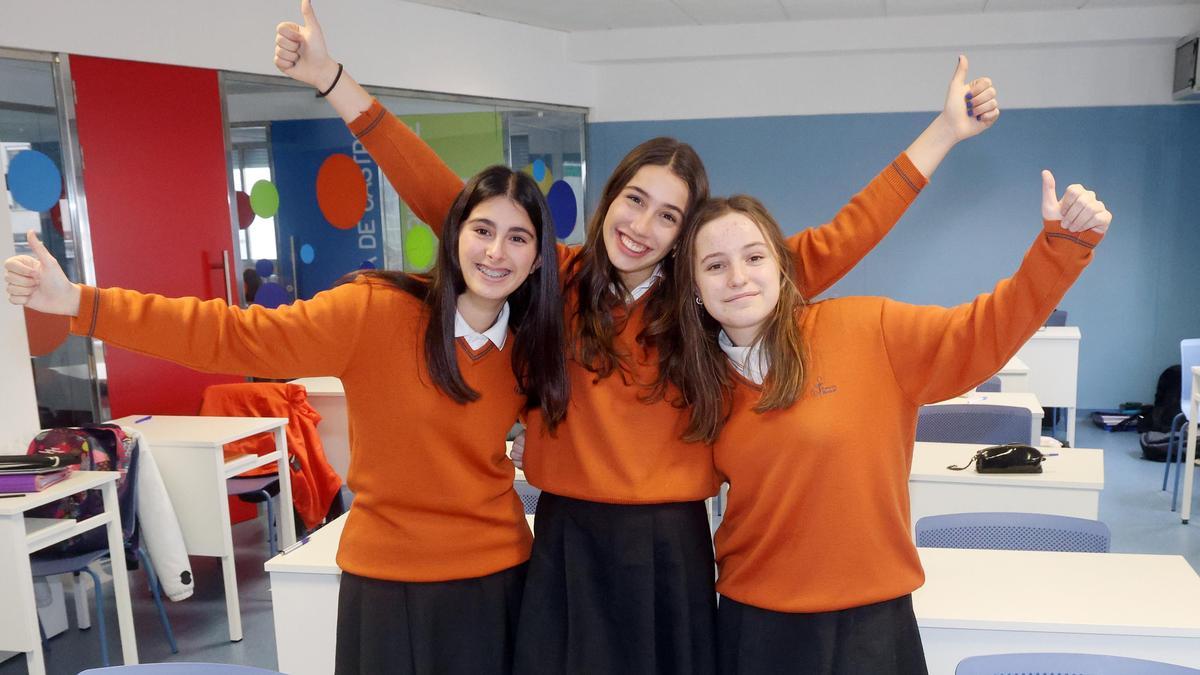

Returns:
4,232,81,316
275,0,340,92
942,55,1000,141
1041,170,1111,234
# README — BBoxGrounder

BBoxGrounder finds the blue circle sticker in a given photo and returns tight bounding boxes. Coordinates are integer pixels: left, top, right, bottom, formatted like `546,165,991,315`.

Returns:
547,180,577,240
300,244,315,264
255,259,275,277
7,150,62,212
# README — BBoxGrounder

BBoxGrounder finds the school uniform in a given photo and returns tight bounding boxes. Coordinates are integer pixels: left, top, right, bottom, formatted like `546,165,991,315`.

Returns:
71,278,531,674
711,221,1105,674
348,98,928,675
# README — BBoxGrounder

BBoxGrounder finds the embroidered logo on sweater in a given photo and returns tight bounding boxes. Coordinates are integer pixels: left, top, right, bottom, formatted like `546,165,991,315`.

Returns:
812,379,838,397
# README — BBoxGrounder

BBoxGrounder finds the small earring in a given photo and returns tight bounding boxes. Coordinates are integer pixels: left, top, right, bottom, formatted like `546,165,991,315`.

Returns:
694,295,703,305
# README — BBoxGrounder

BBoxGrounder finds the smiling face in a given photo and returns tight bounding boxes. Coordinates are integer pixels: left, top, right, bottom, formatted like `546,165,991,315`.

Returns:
457,195,541,308
600,164,690,291
692,211,782,346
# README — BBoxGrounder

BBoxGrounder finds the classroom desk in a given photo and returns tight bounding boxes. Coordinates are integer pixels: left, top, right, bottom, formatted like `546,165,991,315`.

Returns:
1181,366,1200,524
0,471,137,674
909,442,1103,528
110,415,295,642
1015,326,1081,447
997,355,1029,392
266,511,536,675
915,547,1200,673
288,377,349,481
928,391,1044,445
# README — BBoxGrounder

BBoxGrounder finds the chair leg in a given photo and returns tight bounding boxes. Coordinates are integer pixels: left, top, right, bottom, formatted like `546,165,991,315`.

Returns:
81,566,109,667
261,490,278,558
137,547,179,654
1173,424,1189,512
1165,413,1186,491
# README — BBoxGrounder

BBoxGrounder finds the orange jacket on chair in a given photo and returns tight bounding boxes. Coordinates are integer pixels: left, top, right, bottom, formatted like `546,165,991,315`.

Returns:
199,382,342,529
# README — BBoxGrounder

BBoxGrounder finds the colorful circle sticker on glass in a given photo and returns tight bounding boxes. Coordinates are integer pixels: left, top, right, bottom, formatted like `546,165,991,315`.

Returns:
523,161,554,194
254,282,290,309
405,224,437,270
531,159,547,182
250,180,280,218
255,259,275,278
300,244,315,264
7,150,62,212
235,191,255,229
547,180,577,240
316,153,367,230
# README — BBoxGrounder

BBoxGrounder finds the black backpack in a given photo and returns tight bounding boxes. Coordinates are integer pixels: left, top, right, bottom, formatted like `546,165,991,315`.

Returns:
1139,365,1182,433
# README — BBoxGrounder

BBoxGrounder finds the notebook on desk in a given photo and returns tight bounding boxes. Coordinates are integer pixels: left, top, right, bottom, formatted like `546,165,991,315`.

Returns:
0,468,69,493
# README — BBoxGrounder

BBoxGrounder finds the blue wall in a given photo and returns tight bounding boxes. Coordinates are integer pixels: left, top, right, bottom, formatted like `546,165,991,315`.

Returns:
588,105,1200,410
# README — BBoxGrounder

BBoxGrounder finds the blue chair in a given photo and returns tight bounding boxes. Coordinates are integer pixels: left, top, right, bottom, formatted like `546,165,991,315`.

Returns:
32,442,178,666
1044,308,1068,326
976,375,1002,393
916,404,1033,445
915,512,1111,552
514,478,541,515
956,652,1200,674
227,474,281,557
1164,339,1200,511
81,664,283,674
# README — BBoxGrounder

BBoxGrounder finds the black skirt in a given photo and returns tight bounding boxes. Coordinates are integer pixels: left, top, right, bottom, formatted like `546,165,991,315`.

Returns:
513,492,718,675
334,562,527,675
717,594,928,675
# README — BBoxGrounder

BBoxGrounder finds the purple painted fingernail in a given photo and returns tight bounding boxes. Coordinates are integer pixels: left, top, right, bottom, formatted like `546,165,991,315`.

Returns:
966,92,973,100
976,114,982,121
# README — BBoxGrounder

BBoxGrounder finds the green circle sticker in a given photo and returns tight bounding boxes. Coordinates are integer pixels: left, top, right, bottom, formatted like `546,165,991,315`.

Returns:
250,180,280,218
405,224,437,270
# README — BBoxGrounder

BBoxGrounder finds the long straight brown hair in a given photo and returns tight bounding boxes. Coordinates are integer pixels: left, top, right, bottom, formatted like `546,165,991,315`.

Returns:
665,195,809,444
340,165,569,429
565,137,708,381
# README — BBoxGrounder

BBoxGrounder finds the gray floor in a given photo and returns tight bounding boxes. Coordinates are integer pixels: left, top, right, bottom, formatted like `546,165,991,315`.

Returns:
4,414,1200,675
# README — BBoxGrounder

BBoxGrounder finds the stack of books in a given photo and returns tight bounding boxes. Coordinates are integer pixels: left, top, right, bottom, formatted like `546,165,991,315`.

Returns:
0,455,72,494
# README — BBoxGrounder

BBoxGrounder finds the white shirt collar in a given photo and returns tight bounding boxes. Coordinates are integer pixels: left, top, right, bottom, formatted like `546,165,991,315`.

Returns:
616,263,664,303
454,302,510,351
719,330,770,385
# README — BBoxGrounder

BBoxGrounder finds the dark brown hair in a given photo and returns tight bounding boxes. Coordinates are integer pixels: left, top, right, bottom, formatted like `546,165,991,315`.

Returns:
665,195,809,444
343,165,568,429
565,137,708,382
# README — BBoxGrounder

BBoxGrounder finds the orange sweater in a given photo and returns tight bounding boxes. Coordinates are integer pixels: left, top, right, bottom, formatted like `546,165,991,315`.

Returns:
71,277,531,582
350,99,928,502
713,221,1104,613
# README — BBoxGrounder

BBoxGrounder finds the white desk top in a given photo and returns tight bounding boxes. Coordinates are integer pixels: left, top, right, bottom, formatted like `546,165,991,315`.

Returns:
914,547,1200,637
929,391,1043,416
0,471,118,515
109,415,288,447
1029,326,1082,340
910,442,1103,490
289,377,344,397
999,356,1028,375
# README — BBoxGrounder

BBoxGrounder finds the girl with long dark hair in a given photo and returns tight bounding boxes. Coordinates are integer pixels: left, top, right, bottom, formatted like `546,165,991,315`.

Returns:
273,3,1001,671
5,166,567,675
670,174,1109,674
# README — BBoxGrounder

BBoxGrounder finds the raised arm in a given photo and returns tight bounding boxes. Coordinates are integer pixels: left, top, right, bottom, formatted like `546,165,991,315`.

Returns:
275,0,463,232
6,233,371,380
792,56,1001,298
882,171,1110,405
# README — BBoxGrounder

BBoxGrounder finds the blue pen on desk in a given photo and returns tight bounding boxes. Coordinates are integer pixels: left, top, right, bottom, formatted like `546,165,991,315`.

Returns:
281,535,310,555
134,415,152,423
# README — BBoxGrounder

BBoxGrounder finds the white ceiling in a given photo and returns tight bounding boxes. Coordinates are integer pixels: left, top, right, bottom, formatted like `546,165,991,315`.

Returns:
407,0,1200,31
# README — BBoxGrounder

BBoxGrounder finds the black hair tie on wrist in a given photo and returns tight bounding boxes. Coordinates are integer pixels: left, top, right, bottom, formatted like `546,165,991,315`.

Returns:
317,63,343,98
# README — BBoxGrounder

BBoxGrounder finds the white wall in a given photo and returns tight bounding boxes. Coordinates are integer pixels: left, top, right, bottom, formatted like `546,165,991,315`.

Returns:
576,5,1200,121
0,0,596,109
0,199,41,454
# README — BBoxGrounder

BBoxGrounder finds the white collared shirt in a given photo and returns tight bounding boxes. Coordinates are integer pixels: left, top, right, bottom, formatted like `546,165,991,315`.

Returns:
719,330,770,385
454,302,510,351
621,263,664,303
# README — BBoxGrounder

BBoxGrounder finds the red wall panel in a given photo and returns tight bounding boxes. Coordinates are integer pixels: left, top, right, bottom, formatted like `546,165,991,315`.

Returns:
71,56,240,418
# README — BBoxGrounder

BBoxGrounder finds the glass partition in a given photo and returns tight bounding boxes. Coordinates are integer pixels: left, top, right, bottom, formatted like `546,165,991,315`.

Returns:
221,72,588,303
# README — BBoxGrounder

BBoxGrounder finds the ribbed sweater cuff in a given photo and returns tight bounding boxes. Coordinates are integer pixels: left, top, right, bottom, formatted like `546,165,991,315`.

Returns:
70,285,101,337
